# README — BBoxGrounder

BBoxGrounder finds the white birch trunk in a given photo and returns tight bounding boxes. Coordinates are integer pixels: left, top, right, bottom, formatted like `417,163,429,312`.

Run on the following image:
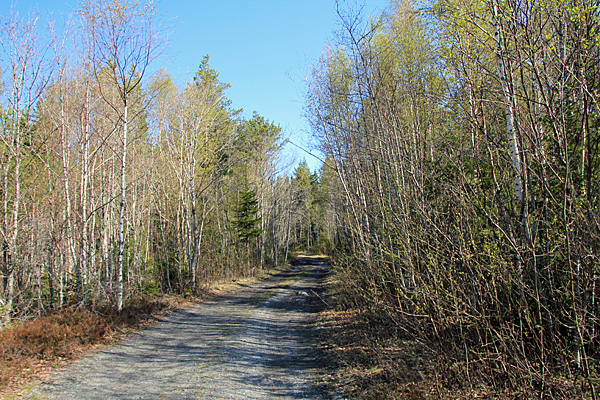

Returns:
116,103,128,312
60,92,78,287
493,0,523,203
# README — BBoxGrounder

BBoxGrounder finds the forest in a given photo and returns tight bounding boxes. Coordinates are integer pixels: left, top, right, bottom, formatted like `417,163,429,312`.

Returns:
306,0,600,397
0,0,325,322
1,0,599,397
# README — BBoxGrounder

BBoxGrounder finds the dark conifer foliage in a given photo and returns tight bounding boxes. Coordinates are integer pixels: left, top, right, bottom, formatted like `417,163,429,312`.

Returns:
236,190,262,242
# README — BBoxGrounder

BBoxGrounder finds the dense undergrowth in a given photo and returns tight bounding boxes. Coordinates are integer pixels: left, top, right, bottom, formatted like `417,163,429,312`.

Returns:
318,306,587,399
317,270,589,400
306,0,600,398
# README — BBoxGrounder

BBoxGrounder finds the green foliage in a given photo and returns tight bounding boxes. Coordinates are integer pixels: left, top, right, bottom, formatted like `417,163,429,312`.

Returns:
237,112,282,156
193,55,234,111
293,160,313,187
236,189,262,242
306,0,600,396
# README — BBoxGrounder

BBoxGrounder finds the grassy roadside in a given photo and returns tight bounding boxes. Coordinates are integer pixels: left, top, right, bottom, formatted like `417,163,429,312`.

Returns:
315,306,589,399
316,308,443,399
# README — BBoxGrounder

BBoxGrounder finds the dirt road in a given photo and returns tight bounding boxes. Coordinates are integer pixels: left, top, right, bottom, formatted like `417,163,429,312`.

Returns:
24,256,331,400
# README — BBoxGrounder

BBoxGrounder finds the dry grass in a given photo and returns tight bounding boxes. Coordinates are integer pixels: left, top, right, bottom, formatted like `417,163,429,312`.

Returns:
0,295,190,398
316,308,446,399
315,306,586,399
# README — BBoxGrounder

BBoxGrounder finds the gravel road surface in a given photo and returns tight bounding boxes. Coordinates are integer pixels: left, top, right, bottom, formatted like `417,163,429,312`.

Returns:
24,256,331,400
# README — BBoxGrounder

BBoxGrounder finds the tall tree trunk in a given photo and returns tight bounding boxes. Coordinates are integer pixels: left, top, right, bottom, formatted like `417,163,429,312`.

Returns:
493,0,523,203
188,177,198,289
195,199,208,286
79,83,92,290
60,94,78,291
272,198,278,267
285,204,292,263
4,108,23,325
259,180,265,268
116,102,128,312
2,159,13,325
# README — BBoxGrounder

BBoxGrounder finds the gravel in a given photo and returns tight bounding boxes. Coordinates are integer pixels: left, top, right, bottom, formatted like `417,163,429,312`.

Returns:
23,257,331,400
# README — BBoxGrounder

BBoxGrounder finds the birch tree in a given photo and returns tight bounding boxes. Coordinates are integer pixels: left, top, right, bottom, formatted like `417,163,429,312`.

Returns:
305,0,600,395
79,0,165,311
0,8,52,325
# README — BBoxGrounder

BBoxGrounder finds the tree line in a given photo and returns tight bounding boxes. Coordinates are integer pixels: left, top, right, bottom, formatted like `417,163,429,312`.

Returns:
5,0,597,395
0,1,326,326
306,0,599,396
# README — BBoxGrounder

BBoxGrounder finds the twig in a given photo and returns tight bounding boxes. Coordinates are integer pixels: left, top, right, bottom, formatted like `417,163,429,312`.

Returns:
311,289,331,307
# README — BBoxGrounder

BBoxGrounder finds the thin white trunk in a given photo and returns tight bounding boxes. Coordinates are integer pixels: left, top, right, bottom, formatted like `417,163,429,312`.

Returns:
2,155,12,325
195,199,208,284
285,203,292,263
188,179,197,288
79,83,92,287
4,102,23,325
117,103,128,312
61,94,78,287
259,179,265,268
272,198,278,267
493,0,523,202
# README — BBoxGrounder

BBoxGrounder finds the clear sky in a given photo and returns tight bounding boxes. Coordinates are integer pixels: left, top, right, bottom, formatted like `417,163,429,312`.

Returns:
4,0,390,174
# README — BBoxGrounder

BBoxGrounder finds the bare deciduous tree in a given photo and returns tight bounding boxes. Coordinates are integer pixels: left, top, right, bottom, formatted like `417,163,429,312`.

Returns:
79,0,166,311
0,7,52,325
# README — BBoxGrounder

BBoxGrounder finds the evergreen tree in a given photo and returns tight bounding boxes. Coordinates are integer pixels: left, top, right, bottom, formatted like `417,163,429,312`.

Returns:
236,189,262,242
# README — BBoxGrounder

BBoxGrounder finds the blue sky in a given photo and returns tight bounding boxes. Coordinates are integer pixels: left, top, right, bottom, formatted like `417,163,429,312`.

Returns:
4,0,390,174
